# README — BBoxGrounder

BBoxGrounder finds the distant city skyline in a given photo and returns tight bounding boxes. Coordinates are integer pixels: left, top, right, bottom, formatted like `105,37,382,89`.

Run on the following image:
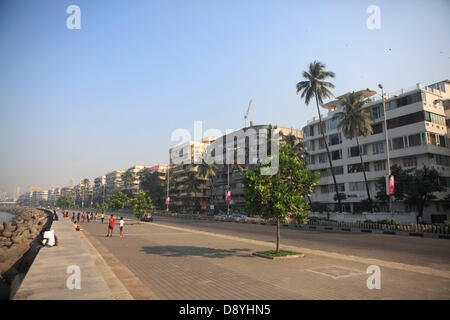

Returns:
1,0,449,195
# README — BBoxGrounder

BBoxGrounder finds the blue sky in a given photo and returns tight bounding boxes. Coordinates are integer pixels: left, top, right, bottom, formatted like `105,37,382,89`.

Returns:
0,0,449,195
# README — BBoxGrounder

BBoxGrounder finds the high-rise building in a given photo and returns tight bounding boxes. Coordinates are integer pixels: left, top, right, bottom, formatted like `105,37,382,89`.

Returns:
205,124,303,212
302,80,450,223
168,137,215,213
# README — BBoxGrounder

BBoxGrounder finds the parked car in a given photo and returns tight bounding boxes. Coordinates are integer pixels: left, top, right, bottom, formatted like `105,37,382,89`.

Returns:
232,212,247,218
141,213,153,222
218,210,228,217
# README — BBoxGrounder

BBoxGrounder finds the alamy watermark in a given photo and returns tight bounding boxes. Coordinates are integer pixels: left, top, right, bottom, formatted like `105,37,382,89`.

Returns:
366,5,381,30
66,5,81,30
66,265,81,290
366,265,381,290
170,121,280,175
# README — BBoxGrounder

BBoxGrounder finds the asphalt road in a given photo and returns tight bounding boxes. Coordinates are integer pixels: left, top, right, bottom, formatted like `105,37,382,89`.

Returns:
148,215,450,271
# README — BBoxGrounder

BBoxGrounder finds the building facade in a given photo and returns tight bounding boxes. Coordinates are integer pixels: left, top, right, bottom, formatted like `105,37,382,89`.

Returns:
204,124,303,212
302,80,450,222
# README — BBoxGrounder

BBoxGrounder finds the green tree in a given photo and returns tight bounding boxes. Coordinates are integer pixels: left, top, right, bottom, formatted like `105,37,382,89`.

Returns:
56,194,73,209
296,61,342,212
138,168,166,208
334,91,375,212
108,191,129,212
376,165,444,222
130,191,153,219
243,144,320,253
197,160,217,206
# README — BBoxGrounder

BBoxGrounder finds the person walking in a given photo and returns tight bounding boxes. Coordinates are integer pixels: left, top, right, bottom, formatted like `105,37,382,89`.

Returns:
82,212,85,223
77,212,80,222
101,213,105,224
95,212,98,221
119,217,124,239
106,215,116,237
87,212,90,223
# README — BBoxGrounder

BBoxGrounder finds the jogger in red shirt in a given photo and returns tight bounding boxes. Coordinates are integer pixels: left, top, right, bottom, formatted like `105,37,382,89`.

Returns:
106,215,116,237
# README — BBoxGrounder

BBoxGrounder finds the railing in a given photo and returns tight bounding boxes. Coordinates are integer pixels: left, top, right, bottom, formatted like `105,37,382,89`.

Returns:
304,219,450,234
154,212,450,235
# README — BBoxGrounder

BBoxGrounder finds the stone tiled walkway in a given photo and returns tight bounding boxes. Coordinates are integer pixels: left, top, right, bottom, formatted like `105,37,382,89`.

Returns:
80,218,450,300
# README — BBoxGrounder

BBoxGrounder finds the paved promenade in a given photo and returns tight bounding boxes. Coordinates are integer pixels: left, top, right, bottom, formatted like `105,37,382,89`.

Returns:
14,217,129,300
78,215,450,300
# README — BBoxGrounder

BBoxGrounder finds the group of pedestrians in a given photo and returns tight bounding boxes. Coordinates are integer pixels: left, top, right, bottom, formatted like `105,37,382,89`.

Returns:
62,210,124,239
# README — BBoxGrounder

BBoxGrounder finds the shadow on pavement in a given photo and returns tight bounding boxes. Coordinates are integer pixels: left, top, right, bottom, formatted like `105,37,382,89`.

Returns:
140,246,254,259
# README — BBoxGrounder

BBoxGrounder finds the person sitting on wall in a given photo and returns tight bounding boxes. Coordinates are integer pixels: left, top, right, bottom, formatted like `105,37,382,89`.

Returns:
36,230,57,252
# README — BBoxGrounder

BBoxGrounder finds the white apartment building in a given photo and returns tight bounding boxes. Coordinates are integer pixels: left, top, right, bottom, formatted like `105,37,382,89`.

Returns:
303,80,450,223
204,124,302,210
105,170,125,195
122,165,145,196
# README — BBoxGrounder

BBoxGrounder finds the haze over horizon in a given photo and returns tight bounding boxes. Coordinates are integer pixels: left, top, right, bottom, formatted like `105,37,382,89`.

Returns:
1,0,449,196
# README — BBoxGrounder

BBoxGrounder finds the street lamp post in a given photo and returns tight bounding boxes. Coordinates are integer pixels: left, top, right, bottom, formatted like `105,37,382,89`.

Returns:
166,166,170,212
378,84,393,219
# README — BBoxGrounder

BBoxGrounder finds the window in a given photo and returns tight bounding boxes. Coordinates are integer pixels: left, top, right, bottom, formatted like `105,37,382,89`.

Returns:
348,145,367,158
331,150,342,161
347,163,370,173
436,155,450,167
386,92,422,110
309,125,315,137
403,157,417,168
371,123,383,135
349,182,366,191
319,138,326,150
319,153,328,164
317,166,344,177
408,134,421,147
439,135,448,147
306,155,316,165
424,112,446,126
392,137,405,150
371,104,384,119
428,133,437,146
333,166,344,175
372,142,385,155
387,111,424,130
328,133,342,146
326,117,339,131
305,140,315,151
373,160,386,171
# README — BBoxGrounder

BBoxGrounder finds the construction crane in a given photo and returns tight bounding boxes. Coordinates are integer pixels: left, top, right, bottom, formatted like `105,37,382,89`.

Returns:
244,99,252,128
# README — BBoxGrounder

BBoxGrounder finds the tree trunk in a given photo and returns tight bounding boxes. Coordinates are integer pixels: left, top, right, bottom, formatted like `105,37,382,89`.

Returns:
314,90,342,213
356,135,373,213
276,216,280,253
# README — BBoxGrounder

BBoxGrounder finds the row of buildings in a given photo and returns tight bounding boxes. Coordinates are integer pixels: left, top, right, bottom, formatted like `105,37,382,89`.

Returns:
17,80,450,223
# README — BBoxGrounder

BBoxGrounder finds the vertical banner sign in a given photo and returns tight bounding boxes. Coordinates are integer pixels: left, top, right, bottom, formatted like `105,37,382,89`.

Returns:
389,175,395,195
165,197,170,205
226,191,231,201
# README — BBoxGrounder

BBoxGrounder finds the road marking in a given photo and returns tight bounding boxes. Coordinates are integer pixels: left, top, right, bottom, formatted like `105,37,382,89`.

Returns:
150,222,450,280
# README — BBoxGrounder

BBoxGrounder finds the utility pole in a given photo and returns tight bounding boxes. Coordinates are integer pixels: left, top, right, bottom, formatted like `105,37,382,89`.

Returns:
227,163,230,215
166,166,170,212
379,84,393,220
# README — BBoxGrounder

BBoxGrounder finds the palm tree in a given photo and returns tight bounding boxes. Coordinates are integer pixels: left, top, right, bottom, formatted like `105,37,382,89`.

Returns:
296,61,342,212
335,91,375,212
121,170,134,189
185,171,200,213
197,160,217,208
